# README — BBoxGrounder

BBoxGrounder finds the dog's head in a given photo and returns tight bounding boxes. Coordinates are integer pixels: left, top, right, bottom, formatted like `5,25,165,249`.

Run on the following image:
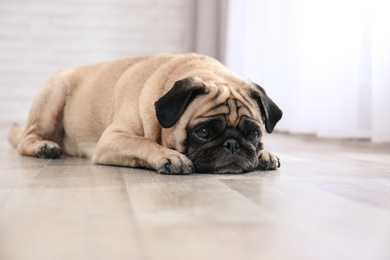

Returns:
155,76,282,174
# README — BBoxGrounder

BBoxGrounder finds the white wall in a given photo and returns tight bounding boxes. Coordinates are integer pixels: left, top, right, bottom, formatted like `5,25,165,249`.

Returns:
192,0,227,62
0,0,194,124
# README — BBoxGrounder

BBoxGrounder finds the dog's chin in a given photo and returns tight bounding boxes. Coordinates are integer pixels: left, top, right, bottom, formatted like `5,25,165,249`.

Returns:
189,153,257,174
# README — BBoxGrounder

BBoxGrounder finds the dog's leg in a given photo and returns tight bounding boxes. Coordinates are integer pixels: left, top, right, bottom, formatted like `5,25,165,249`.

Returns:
257,150,280,170
16,71,71,159
92,130,194,174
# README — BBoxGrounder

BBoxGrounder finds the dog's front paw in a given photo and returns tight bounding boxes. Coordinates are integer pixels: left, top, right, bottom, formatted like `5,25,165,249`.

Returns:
35,141,62,159
257,150,280,170
156,152,194,175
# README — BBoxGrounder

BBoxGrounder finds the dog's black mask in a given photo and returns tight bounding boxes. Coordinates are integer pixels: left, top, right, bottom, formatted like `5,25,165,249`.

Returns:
185,116,262,174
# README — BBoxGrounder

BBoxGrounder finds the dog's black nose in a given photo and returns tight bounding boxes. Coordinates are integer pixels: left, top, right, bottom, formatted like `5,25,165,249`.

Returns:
223,138,240,154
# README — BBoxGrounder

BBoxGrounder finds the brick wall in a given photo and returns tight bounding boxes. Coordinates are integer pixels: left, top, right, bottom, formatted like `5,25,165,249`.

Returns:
0,0,194,124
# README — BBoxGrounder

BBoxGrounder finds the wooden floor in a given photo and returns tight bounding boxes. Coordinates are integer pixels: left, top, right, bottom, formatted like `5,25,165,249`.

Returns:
1,123,390,260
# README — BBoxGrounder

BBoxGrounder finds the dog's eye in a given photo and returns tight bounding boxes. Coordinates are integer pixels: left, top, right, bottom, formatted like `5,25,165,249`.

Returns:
195,128,210,139
248,131,260,142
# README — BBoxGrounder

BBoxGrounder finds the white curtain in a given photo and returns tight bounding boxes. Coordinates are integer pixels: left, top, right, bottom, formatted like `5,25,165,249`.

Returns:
225,0,390,143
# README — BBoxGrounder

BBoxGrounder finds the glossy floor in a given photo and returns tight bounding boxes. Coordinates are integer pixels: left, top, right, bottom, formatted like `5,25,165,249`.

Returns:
1,124,389,260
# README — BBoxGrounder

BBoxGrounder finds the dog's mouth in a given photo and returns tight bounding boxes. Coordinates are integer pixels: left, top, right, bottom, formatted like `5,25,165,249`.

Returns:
190,153,257,174
185,138,258,174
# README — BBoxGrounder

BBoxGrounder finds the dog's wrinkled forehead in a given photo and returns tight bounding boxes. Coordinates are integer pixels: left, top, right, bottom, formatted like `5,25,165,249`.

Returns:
194,82,261,126
225,98,245,126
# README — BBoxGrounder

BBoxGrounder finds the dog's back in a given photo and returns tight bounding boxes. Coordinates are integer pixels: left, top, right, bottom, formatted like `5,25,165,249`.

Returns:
8,53,220,158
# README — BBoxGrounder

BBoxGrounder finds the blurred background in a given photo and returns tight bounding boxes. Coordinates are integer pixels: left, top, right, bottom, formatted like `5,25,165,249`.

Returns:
1,0,389,142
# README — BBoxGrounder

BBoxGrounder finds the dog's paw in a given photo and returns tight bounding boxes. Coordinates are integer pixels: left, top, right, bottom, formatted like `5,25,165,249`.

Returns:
35,141,62,159
257,150,280,170
156,152,194,175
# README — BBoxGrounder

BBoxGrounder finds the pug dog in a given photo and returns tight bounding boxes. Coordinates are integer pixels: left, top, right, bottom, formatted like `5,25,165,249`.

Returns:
8,53,282,174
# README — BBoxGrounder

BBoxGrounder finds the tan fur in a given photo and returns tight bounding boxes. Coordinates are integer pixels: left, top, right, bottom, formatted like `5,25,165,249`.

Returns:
8,53,278,173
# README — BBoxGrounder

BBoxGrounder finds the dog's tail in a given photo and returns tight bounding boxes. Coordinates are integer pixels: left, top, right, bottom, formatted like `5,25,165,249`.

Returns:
8,123,24,147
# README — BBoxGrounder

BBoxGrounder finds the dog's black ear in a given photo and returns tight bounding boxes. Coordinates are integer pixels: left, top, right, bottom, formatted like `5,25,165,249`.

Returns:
252,83,283,133
155,77,207,128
